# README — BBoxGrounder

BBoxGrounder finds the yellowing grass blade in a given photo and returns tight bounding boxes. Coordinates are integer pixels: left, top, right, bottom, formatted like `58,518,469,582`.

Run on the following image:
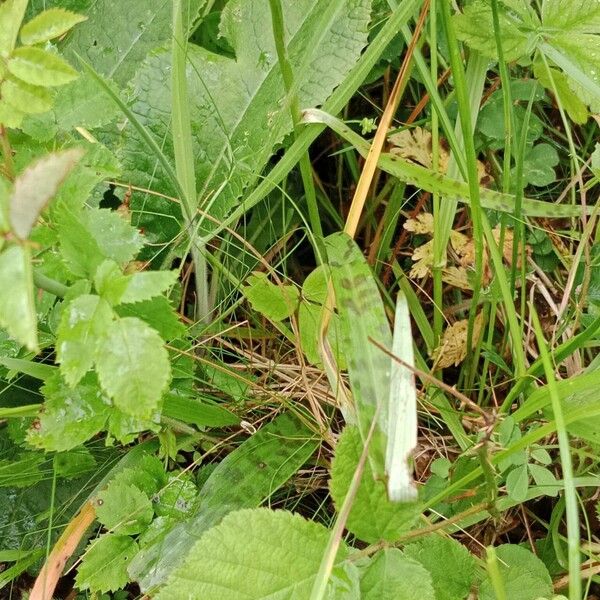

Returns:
386,290,418,502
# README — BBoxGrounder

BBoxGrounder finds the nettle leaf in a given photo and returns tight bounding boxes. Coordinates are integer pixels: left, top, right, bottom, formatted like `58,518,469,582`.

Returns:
8,46,78,87
95,259,179,306
131,412,318,590
115,296,185,341
479,544,553,600
76,534,138,594
96,481,154,535
157,508,349,600
19,7,86,45
0,245,37,351
243,272,299,321
27,372,110,452
56,293,114,386
330,426,420,543
9,148,83,239
360,549,435,600
95,317,170,418
122,0,371,245
403,535,476,600
0,0,28,57
57,206,143,277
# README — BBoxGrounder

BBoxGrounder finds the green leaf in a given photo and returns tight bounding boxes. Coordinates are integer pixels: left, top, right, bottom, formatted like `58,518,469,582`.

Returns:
454,1,539,62
243,272,299,321
53,447,96,478
57,206,143,277
96,481,153,535
360,549,435,600
56,294,114,386
479,544,553,600
327,232,392,476
506,464,529,502
75,534,138,594
95,317,170,419
330,426,420,543
518,143,560,188
122,0,371,245
0,245,37,351
0,78,52,114
157,508,349,600
130,412,319,590
0,0,28,57
163,392,240,428
9,148,83,239
528,464,560,497
533,61,589,124
115,296,185,341
0,452,44,487
20,7,86,45
154,474,197,519
62,0,203,86
403,535,476,600
27,372,110,452
8,46,78,87
303,265,329,304
94,259,178,306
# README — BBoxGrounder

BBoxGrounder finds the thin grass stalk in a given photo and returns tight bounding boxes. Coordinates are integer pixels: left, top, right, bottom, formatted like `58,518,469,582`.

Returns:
268,0,325,259
531,306,581,600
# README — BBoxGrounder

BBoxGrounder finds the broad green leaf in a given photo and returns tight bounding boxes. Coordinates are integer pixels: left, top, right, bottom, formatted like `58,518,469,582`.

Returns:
479,544,553,600
95,317,170,418
0,452,44,487
115,296,185,340
157,508,349,600
107,408,160,445
359,549,435,600
506,464,529,502
62,0,203,86
94,259,178,306
454,0,539,62
19,7,86,45
0,245,37,351
122,0,371,245
96,481,153,535
130,412,319,590
0,99,25,127
327,232,392,476
330,426,420,543
8,46,78,87
533,61,589,124
303,265,329,304
27,372,110,452
542,0,600,32
75,534,138,594
403,535,476,600
110,455,167,497
56,294,114,386
9,148,83,239
57,206,143,277
154,474,197,519
520,144,560,188
0,0,28,57
528,464,560,497
243,272,299,321
53,447,96,478
0,78,52,114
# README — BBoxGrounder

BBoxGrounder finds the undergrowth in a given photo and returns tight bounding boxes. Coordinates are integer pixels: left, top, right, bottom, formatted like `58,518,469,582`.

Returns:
1,0,600,599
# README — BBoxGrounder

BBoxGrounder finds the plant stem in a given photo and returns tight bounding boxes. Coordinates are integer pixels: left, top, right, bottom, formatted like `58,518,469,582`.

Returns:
33,271,68,298
172,0,210,322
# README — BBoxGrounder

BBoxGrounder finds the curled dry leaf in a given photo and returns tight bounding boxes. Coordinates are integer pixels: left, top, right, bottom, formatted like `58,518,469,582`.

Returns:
431,312,484,369
404,212,434,234
389,126,490,185
409,239,434,279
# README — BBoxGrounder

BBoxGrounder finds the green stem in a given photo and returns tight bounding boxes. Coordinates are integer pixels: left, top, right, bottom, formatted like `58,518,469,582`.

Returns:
532,306,581,600
268,0,325,260
33,271,68,298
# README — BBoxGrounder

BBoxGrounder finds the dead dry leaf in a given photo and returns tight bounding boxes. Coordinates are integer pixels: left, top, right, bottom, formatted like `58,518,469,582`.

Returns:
442,266,471,290
404,212,434,234
410,239,434,278
431,312,484,369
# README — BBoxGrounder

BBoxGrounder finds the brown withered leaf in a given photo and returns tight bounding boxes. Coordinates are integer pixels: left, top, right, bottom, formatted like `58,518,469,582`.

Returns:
431,312,484,369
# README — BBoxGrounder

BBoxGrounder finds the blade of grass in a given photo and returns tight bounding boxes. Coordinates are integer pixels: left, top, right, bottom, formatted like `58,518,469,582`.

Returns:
531,305,581,600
